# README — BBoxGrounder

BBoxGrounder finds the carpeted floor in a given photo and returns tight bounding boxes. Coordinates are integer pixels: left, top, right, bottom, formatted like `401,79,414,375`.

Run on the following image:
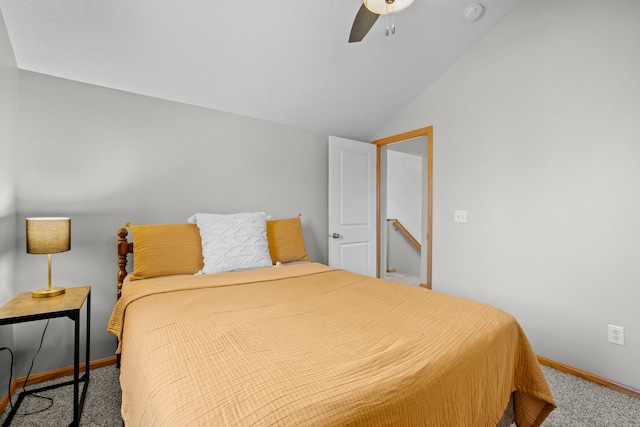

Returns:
385,272,422,287
1,364,639,426
0,365,121,427
540,365,640,426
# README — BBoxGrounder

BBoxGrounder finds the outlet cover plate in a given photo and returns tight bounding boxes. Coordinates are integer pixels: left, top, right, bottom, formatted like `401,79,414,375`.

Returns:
608,324,625,346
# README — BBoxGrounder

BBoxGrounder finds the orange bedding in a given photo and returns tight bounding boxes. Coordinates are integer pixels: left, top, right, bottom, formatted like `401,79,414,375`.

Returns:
108,263,555,426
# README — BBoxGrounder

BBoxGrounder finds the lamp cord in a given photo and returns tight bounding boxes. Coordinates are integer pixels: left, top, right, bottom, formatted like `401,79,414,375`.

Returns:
0,346,14,409
19,319,55,415
1,320,55,417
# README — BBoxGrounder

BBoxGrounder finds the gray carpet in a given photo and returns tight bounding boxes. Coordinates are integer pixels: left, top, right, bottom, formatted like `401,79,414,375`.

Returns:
0,365,121,426
385,272,422,287
1,364,639,426
540,365,640,426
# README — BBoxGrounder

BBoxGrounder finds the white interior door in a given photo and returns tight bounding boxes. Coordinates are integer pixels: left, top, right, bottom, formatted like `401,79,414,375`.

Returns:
328,136,376,277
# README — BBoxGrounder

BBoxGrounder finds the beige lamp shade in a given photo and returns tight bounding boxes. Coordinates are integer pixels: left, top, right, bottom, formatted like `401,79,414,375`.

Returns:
364,0,414,15
27,217,70,298
26,217,71,254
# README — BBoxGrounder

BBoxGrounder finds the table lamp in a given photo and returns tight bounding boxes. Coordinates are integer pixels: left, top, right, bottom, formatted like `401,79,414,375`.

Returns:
26,217,70,298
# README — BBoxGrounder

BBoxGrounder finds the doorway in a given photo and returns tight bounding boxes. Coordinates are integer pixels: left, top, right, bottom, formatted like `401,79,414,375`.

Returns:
372,127,433,289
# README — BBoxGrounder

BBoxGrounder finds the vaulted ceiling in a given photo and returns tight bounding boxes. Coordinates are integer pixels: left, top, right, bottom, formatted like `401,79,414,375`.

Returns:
0,0,519,141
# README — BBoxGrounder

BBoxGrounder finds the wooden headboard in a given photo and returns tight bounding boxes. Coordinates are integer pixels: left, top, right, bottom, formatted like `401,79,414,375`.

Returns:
117,227,133,300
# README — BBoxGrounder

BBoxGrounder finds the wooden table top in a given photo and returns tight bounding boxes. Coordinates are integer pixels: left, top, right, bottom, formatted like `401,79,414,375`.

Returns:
0,286,91,323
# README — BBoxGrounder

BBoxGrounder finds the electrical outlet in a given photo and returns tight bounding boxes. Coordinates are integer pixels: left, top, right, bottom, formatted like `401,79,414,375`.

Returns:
608,324,625,346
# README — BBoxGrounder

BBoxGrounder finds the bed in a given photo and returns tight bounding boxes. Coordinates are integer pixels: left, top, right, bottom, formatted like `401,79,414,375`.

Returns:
108,213,555,426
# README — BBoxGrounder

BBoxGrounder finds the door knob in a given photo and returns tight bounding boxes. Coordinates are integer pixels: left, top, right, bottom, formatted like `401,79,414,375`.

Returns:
331,233,340,239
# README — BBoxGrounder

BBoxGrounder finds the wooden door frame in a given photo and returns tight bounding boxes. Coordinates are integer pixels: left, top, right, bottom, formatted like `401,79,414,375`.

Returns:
371,126,433,289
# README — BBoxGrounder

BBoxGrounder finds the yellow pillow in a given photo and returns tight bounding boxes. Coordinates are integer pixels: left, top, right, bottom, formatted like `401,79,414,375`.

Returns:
127,223,203,280
266,216,310,264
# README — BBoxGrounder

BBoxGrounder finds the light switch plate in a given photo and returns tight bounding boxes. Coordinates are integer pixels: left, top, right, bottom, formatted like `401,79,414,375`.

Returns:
454,210,468,223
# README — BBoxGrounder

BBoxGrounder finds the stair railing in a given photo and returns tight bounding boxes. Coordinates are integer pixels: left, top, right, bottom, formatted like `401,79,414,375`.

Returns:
387,218,421,252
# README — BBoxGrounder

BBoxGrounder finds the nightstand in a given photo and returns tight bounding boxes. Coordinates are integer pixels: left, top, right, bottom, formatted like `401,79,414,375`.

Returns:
0,286,91,427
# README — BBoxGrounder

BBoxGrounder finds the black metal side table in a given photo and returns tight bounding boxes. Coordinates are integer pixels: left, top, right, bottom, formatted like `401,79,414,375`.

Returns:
0,286,91,427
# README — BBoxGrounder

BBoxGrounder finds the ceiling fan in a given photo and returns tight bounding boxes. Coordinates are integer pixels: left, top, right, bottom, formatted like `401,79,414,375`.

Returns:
349,0,414,43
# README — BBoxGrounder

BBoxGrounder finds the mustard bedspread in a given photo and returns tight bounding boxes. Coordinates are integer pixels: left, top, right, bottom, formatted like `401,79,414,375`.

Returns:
108,263,555,426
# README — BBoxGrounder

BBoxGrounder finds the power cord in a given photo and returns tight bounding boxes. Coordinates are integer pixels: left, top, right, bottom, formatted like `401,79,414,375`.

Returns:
1,319,55,417
19,319,54,415
0,346,14,409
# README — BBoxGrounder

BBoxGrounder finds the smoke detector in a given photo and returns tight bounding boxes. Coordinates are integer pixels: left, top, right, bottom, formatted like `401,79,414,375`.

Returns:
463,2,484,22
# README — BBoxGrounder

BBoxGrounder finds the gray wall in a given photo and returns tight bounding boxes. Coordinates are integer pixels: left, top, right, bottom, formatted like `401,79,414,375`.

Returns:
0,9,17,390
6,68,328,376
377,0,640,389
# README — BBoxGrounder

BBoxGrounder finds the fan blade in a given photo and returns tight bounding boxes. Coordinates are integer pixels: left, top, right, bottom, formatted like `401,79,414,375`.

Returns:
349,3,380,43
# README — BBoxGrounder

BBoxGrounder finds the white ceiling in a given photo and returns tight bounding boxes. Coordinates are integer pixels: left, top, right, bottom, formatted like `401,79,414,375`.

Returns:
0,0,520,141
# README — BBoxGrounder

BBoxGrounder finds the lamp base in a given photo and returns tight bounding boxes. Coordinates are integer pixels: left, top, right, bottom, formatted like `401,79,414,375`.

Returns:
32,287,66,298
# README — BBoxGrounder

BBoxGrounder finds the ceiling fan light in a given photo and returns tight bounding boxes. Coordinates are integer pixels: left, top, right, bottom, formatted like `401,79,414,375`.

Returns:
364,0,414,15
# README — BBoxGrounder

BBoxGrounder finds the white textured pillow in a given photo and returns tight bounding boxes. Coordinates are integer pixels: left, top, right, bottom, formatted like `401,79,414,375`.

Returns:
187,212,273,274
